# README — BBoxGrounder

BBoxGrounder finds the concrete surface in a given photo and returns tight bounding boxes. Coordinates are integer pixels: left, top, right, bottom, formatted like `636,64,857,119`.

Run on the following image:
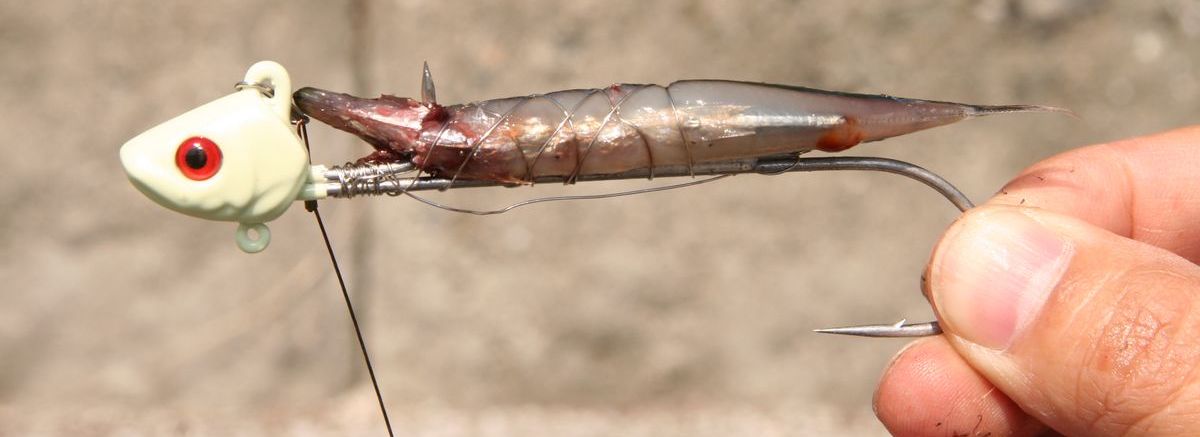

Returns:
1,0,1198,435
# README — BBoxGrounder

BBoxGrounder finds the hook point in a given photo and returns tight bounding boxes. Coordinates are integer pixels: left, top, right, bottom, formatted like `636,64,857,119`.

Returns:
814,320,942,338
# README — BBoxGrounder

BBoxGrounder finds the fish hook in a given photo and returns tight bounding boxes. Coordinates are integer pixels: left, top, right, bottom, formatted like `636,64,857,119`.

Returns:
320,154,973,338
797,156,972,338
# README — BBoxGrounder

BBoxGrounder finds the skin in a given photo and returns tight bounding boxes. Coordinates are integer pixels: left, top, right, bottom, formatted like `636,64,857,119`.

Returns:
875,125,1200,436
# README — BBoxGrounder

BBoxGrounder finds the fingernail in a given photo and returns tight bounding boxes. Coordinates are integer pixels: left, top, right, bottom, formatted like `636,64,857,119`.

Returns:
932,209,1073,350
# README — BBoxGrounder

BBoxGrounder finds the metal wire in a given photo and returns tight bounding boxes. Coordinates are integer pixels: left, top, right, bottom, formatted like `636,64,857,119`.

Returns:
234,80,275,98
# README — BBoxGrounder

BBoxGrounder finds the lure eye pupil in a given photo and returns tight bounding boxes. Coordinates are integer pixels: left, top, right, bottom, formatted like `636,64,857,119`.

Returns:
175,136,222,180
184,146,207,169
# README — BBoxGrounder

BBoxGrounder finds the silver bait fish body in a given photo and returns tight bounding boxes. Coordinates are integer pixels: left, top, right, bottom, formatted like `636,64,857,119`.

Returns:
294,80,1064,183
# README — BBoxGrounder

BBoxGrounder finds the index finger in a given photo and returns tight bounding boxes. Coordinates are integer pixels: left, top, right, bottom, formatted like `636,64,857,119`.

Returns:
988,125,1200,262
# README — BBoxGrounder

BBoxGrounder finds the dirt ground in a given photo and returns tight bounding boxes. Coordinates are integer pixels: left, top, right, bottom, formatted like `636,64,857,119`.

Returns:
2,1,1198,435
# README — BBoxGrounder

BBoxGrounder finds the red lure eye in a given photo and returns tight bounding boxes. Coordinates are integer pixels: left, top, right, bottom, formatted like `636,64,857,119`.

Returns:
175,136,222,180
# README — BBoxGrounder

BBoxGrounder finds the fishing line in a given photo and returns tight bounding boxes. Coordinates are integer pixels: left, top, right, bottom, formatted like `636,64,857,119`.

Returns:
298,117,395,437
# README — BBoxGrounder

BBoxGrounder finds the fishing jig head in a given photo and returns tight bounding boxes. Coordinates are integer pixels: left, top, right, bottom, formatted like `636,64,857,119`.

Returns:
119,61,325,252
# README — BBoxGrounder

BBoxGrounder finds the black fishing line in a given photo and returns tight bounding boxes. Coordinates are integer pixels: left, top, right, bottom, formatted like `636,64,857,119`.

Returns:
298,116,394,437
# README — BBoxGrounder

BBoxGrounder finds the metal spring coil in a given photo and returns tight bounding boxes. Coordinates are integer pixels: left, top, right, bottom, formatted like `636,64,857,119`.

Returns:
326,161,415,198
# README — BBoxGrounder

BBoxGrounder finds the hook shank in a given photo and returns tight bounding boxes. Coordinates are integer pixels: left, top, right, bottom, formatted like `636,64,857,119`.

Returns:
319,154,969,338
324,155,975,213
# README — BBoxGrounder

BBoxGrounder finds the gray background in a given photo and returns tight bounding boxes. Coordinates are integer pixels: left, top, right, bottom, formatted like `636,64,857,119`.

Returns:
2,1,1197,435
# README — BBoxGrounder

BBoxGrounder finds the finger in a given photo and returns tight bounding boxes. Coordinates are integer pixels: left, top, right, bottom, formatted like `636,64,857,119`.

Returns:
988,125,1200,261
875,336,1049,437
929,205,1200,436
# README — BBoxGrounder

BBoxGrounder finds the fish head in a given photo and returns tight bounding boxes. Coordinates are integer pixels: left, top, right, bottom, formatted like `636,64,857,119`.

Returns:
119,61,310,252
293,87,433,157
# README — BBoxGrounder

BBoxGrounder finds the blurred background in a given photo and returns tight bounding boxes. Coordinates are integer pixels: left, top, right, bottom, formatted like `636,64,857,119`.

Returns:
2,1,1198,435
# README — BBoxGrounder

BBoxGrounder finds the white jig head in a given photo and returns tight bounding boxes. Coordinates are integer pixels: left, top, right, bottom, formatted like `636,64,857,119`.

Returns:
119,61,322,253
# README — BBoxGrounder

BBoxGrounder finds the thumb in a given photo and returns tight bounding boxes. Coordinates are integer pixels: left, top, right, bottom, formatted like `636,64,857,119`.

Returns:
929,205,1200,436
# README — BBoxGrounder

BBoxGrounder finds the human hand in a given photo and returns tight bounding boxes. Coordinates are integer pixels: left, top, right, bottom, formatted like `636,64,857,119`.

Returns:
874,126,1200,436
